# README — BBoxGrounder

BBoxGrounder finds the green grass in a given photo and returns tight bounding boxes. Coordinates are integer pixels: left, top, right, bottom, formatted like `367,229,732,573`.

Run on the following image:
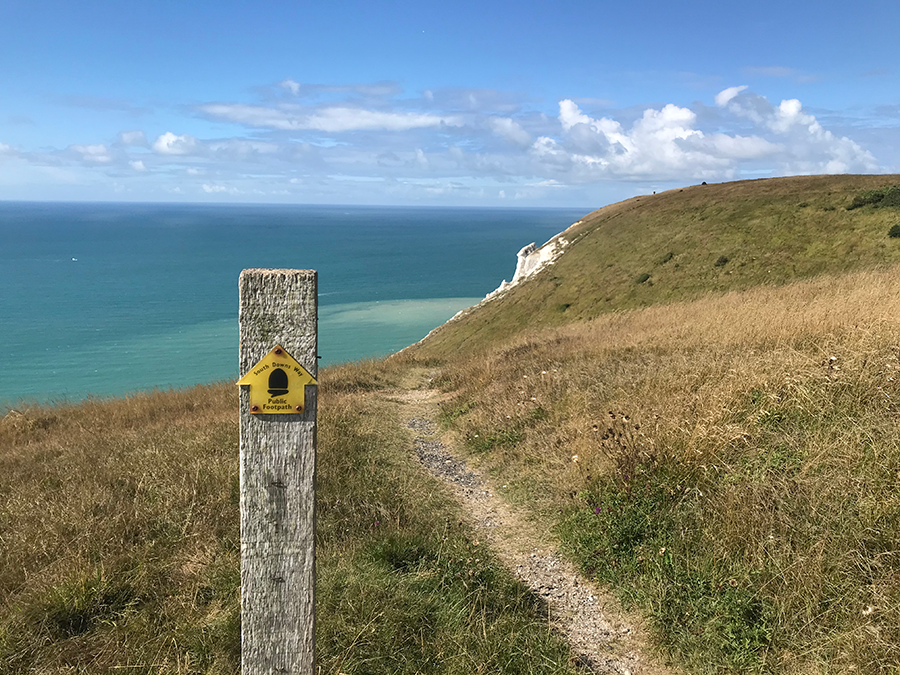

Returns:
0,361,578,674
413,174,900,360
846,184,900,210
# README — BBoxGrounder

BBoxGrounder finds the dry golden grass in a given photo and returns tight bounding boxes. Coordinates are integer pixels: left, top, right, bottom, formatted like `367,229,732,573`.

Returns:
432,267,900,672
0,384,241,673
0,359,578,674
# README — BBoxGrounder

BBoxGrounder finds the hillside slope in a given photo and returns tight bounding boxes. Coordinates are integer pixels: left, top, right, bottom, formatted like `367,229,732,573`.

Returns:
403,175,900,672
415,174,900,358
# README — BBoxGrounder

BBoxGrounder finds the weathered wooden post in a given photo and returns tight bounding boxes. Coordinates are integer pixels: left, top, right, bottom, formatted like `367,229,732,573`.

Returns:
237,269,318,674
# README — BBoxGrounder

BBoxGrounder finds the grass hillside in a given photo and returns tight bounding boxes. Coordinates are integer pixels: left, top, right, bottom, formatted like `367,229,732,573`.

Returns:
405,175,900,672
416,174,900,358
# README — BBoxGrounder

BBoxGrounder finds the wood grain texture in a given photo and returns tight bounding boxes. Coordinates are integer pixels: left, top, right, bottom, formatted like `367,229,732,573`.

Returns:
239,269,317,674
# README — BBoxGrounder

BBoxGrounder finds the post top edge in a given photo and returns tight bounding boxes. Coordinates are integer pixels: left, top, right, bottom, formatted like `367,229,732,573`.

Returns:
240,268,317,277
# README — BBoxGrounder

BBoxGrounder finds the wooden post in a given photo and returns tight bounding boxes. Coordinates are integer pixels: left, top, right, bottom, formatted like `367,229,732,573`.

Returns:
238,269,317,674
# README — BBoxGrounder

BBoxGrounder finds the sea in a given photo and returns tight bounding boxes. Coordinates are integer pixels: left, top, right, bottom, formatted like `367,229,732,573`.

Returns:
0,202,587,407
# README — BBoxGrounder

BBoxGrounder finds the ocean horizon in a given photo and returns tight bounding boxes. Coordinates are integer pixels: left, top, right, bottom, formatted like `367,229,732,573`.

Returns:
1,201,588,407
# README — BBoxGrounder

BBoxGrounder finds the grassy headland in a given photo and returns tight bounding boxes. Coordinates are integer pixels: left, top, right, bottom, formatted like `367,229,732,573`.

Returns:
416,174,900,357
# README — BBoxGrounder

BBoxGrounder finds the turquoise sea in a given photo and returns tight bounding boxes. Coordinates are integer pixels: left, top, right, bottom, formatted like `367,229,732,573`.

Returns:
1,202,586,406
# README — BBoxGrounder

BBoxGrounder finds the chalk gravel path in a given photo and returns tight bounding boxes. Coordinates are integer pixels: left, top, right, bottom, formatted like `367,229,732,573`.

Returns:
390,385,677,675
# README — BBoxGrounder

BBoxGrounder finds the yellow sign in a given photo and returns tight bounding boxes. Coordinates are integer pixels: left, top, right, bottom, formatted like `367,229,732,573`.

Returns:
237,345,317,414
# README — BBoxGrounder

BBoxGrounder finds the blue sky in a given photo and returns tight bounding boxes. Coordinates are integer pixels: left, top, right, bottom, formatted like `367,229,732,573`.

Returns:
1,0,898,206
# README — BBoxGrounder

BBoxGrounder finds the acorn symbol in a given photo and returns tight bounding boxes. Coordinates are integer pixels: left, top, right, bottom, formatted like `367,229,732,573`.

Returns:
268,368,289,396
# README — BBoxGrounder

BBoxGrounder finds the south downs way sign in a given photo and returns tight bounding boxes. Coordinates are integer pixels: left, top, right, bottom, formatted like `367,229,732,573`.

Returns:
237,344,317,414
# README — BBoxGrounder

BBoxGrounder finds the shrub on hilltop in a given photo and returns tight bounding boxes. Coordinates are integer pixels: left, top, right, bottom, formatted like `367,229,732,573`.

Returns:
847,184,900,210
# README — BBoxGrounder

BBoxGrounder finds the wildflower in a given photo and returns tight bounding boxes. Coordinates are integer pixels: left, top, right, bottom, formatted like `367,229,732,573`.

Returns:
728,578,738,587
594,507,602,514
571,454,579,463
658,547,666,556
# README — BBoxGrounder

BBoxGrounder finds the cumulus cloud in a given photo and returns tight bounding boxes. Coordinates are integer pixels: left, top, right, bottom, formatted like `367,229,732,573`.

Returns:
118,130,148,146
528,89,880,181
549,100,741,179
153,132,201,155
716,87,878,173
200,103,463,132
714,85,748,107
0,142,12,155
129,159,146,171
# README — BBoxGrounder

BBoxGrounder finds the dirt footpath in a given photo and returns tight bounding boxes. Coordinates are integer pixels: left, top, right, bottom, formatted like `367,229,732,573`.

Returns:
390,384,677,675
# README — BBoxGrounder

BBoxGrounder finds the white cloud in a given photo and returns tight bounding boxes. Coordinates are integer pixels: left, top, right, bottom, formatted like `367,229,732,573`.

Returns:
200,103,463,132
301,107,463,132
153,132,200,155
203,183,231,194
488,117,531,146
118,130,147,146
129,159,146,171
186,167,202,175
530,91,882,181
550,100,736,179
69,143,113,163
559,99,593,131
280,78,301,95
717,87,879,173
714,85,748,107
530,136,571,169
0,142,11,155
693,133,780,159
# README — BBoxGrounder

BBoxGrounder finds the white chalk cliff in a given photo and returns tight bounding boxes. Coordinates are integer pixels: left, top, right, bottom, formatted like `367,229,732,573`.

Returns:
394,218,583,354
483,236,569,302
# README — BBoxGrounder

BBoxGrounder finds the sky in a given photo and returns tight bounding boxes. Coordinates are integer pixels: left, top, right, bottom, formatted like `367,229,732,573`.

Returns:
1,0,898,207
